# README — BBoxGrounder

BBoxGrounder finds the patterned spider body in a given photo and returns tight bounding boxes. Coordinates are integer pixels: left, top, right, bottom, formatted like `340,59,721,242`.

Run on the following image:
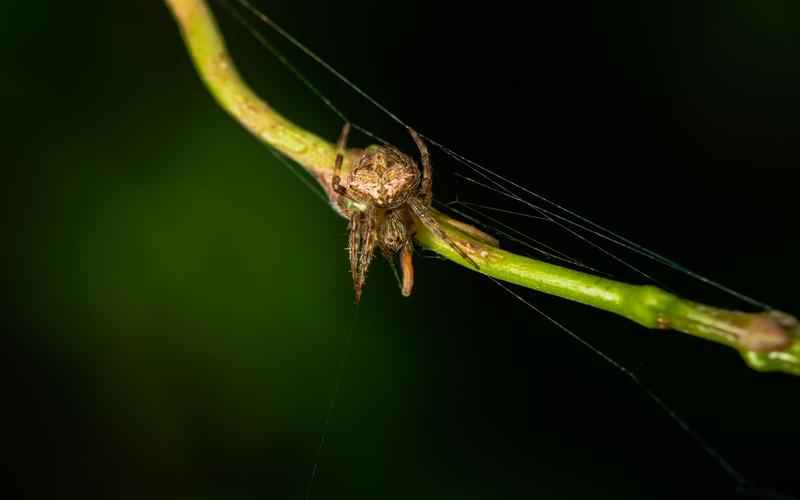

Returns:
332,124,477,303
348,146,419,209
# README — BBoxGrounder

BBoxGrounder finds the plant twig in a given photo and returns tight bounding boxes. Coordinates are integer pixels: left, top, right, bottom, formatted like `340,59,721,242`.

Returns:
164,0,800,375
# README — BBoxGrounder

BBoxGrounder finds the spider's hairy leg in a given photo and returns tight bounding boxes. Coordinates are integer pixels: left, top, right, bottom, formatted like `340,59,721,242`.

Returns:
348,214,362,301
406,128,478,271
407,127,432,204
379,210,413,297
400,241,414,297
332,122,352,197
357,211,379,300
408,198,480,270
348,211,378,303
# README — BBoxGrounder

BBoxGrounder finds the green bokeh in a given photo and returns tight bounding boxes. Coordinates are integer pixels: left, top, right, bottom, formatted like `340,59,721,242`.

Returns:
5,1,800,499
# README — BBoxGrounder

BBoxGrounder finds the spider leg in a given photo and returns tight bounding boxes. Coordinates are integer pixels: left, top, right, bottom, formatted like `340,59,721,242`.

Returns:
407,127,432,205
348,214,362,297
408,198,480,270
399,241,414,297
377,210,413,297
335,190,354,216
332,122,351,197
357,211,378,301
348,210,378,303
384,254,404,292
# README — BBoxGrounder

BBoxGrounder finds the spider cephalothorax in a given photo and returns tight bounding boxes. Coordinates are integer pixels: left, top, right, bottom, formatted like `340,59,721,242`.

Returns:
332,123,477,302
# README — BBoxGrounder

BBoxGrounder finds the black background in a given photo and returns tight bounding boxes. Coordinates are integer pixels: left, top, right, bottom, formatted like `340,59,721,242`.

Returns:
5,1,799,499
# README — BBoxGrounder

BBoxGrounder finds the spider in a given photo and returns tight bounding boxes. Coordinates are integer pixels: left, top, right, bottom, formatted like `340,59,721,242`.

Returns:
332,123,478,303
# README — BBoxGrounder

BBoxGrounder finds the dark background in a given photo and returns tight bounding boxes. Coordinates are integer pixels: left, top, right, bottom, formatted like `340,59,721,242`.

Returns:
4,1,800,499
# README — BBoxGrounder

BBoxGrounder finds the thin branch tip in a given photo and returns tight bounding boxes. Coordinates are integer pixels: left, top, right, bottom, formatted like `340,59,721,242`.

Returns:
165,0,800,376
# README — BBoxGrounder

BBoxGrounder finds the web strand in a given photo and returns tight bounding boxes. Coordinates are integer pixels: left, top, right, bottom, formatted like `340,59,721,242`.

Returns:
487,277,747,488
436,145,771,309
304,308,360,500
219,0,390,146
210,0,782,496
452,172,668,288
440,200,610,276
268,148,330,205
223,0,769,310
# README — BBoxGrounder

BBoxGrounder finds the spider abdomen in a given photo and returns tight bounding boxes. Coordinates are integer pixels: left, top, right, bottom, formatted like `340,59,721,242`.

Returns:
348,146,420,208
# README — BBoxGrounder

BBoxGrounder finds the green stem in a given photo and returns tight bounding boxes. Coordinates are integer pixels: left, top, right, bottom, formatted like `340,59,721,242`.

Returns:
421,224,800,374
165,0,800,376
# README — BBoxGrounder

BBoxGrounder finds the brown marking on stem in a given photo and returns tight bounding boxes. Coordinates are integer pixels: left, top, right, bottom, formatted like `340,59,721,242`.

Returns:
213,51,234,82
232,94,266,137
435,211,500,247
687,305,793,352
448,237,503,266
739,313,793,352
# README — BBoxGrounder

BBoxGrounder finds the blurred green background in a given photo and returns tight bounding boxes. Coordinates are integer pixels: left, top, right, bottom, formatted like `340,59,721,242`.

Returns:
4,1,800,499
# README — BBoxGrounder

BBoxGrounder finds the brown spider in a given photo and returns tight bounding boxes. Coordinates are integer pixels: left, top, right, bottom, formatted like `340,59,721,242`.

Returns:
332,123,478,303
